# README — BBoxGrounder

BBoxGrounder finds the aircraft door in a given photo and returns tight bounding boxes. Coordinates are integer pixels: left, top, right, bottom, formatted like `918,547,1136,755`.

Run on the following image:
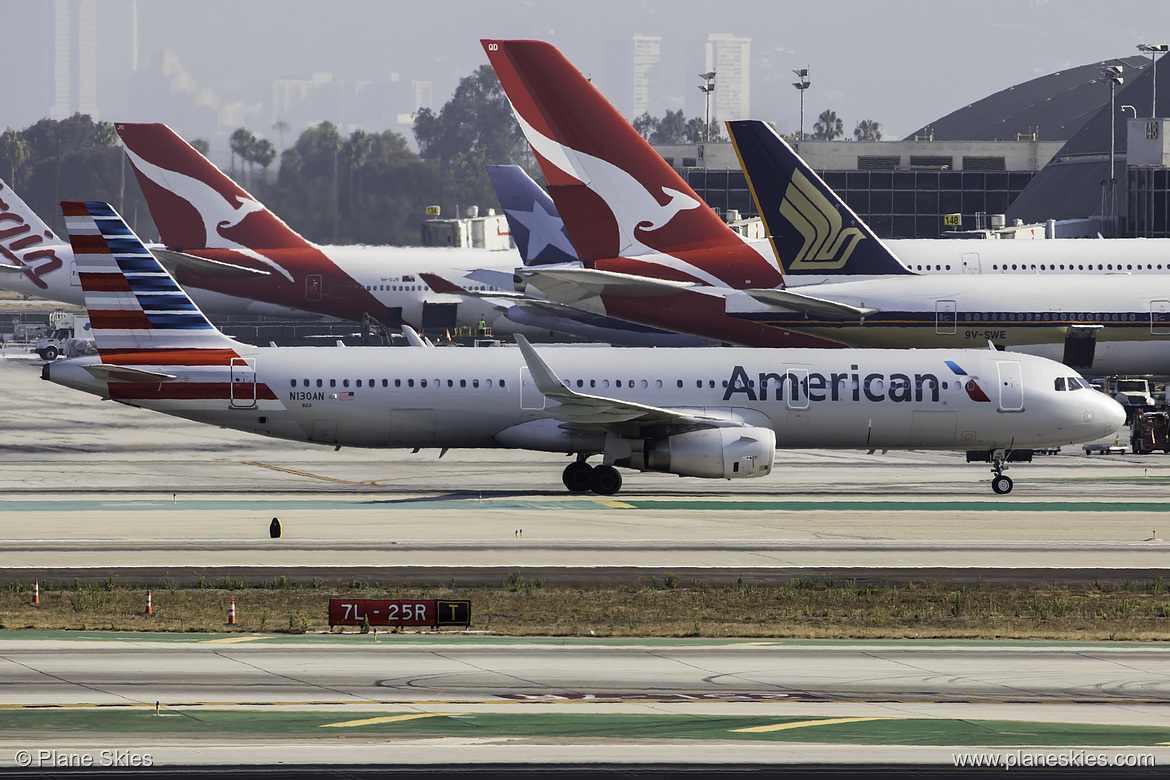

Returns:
961,253,981,274
1151,300,1170,335
785,369,809,410
230,357,257,409
520,368,545,410
935,300,957,335
1062,324,1101,369
306,274,322,301
996,361,1023,412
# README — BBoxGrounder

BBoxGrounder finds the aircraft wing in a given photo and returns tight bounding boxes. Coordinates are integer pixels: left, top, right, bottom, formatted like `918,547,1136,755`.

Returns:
419,272,527,303
516,267,696,304
744,288,878,319
83,364,178,383
515,335,739,430
150,248,271,278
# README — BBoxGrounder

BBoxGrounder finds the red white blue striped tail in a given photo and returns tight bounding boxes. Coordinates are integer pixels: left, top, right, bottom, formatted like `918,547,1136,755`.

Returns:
62,201,237,353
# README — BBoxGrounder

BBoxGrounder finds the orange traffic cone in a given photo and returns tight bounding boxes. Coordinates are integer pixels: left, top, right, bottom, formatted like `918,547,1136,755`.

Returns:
228,599,237,625
145,590,153,616
33,579,39,605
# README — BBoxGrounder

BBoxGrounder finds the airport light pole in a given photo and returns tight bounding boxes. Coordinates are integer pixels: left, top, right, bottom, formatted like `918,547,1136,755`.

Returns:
698,71,716,142
1138,43,1168,117
1102,64,1125,236
792,68,811,141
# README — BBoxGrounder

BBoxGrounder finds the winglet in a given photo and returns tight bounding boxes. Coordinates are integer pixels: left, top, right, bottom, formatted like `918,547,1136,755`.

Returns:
514,334,571,398
727,120,912,276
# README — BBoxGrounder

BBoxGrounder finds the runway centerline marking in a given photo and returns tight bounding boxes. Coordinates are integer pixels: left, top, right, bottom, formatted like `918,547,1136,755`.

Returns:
321,713,455,728
731,716,890,733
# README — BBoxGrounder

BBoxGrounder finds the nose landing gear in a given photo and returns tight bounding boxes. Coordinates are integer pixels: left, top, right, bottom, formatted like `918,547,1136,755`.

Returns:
990,450,1013,494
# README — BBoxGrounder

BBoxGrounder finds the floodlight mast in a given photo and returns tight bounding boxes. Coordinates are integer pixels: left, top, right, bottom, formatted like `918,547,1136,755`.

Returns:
1102,64,1125,236
792,67,810,141
1138,43,1168,117
698,71,716,142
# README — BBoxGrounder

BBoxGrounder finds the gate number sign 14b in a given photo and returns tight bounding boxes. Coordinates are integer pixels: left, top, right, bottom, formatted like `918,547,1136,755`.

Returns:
328,599,471,627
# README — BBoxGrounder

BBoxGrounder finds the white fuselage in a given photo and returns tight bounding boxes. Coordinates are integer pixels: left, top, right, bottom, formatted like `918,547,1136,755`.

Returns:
45,345,1124,460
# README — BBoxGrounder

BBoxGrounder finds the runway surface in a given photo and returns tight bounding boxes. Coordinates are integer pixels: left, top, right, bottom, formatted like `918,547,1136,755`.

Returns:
0,634,1167,767
3,354,1170,581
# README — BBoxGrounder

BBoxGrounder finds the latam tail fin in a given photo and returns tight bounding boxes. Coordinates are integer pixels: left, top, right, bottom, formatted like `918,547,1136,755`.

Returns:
115,123,312,252
483,40,747,263
726,120,913,276
486,165,577,266
62,201,238,353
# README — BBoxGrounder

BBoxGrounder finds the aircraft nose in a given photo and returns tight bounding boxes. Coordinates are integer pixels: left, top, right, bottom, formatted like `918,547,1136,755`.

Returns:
1097,393,1127,435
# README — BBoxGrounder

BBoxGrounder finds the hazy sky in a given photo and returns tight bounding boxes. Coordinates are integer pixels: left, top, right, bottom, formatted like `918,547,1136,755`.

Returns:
4,0,1170,144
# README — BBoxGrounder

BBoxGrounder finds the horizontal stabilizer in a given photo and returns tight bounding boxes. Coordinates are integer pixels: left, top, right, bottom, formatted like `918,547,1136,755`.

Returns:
0,263,22,273
517,267,695,304
745,288,877,319
150,248,271,278
83,364,178,383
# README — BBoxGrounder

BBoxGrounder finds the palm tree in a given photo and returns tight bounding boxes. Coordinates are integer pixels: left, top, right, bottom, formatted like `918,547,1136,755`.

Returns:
249,139,276,185
854,119,882,142
0,128,30,186
228,127,256,183
271,119,290,153
342,129,373,213
813,110,844,141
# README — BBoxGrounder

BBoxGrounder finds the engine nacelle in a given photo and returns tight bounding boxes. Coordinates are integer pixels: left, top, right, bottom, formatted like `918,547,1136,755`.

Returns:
618,426,775,479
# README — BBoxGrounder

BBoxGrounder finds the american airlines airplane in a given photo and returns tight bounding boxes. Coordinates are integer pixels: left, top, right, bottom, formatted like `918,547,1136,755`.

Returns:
43,201,1125,495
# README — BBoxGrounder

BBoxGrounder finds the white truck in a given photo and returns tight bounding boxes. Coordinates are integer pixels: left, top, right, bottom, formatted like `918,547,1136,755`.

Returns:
1102,377,1156,424
35,311,92,360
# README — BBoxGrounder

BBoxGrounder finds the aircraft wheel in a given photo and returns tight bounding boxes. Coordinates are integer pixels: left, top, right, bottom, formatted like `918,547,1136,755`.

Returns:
562,461,594,492
991,475,1014,495
589,465,622,495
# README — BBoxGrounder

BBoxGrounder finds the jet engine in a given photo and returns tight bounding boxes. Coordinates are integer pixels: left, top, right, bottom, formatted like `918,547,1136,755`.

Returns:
618,426,775,479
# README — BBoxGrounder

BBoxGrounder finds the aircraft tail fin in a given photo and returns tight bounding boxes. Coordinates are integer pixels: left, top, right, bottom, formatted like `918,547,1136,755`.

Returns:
115,122,312,252
0,177,71,289
62,200,238,354
726,120,913,276
486,164,577,266
483,40,749,264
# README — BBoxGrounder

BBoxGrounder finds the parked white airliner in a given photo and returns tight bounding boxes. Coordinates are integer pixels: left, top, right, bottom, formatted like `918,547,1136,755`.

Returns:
42,201,1124,495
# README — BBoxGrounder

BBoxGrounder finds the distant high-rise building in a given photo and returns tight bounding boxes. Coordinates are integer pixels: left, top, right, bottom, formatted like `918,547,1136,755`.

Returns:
51,0,99,119
411,81,432,115
705,34,750,128
604,34,663,120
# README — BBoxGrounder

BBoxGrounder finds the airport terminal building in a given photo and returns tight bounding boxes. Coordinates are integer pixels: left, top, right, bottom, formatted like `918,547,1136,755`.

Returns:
658,54,1170,240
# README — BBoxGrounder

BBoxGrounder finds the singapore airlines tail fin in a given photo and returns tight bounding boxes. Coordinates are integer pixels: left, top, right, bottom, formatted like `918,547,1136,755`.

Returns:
486,164,577,266
115,123,313,253
482,40,759,268
726,120,913,277
62,201,240,355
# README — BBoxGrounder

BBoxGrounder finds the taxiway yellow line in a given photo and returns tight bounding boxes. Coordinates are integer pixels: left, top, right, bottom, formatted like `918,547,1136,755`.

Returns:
731,716,889,733
320,713,455,728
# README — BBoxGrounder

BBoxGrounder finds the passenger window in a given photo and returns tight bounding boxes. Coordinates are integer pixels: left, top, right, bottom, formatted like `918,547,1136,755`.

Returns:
447,379,453,387
289,379,296,387
394,379,401,387
382,379,388,387
407,379,414,387
420,379,427,388
317,379,323,388
330,379,337,388
472,379,479,388
616,380,622,388
460,379,466,388
590,380,596,388
499,379,506,388
677,380,683,388
577,379,584,388
343,379,350,388
303,379,309,387
1054,377,1066,391
486,379,494,389
602,379,610,389
356,380,362,387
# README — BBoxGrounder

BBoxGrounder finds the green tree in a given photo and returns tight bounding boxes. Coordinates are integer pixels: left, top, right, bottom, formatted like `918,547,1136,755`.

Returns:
854,119,882,142
813,110,844,141
632,112,659,141
413,64,530,215
229,127,256,182
248,138,277,184
650,109,688,144
191,138,211,157
271,119,290,152
0,129,31,186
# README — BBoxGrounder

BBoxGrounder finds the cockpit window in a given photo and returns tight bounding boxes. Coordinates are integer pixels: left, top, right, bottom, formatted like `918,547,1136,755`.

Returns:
1054,377,1066,391
1068,377,1090,390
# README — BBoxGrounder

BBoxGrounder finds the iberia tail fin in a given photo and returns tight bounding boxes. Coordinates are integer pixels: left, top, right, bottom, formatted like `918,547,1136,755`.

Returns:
726,120,913,276
115,123,312,252
62,200,239,354
483,40,750,264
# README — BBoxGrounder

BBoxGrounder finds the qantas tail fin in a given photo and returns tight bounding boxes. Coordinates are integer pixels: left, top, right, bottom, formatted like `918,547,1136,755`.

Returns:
726,120,913,276
487,164,577,266
63,200,238,353
483,40,748,263
115,122,312,253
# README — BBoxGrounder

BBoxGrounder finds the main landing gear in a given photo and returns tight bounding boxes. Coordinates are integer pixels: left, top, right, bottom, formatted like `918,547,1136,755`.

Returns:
990,450,1013,495
562,456,623,495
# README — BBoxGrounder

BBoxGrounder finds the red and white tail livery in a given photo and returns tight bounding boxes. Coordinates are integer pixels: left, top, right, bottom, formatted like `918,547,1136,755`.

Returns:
483,39,782,290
